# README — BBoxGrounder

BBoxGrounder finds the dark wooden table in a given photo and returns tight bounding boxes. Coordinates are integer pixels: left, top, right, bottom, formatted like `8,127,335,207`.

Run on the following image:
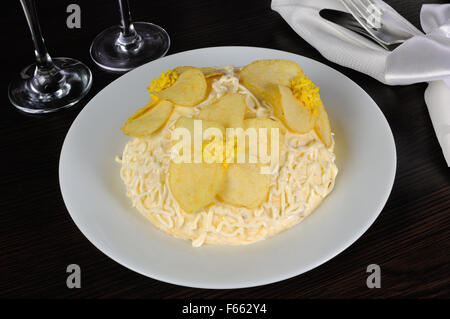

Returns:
1,0,449,298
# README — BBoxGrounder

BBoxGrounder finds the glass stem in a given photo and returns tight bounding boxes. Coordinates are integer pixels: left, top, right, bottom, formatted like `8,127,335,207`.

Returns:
20,0,54,70
118,0,134,37
117,0,141,46
20,0,64,93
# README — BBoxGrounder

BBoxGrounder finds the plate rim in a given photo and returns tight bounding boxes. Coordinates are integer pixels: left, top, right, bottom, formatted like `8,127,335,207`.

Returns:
59,45,397,289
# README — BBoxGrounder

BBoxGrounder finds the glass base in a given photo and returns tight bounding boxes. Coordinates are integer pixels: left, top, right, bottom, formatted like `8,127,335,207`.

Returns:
8,57,92,114
90,22,170,72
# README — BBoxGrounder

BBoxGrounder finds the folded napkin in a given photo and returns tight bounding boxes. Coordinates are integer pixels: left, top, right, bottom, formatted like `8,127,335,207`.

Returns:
272,0,450,166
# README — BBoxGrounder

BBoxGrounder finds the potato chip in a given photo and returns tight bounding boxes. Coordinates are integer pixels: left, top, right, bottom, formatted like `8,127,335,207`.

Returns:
199,67,223,78
205,75,221,97
169,161,226,213
314,104,332,148
170,116,228,213
121,99,173,137
244,117,286,134
173,66,194,75
244,108,257,119
265,85,316,134
240,59,303,101
174,66,222,78
218,163,271,208
151,69,207,106
244,117,285,154
196,93,246,128
174,117,225,142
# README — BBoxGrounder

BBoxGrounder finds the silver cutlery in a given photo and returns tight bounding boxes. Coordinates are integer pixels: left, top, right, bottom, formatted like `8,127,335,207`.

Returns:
319,8,396,50
339,0,422,46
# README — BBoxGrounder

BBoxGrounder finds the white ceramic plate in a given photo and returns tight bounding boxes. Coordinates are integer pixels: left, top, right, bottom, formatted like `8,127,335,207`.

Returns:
59,46,396,289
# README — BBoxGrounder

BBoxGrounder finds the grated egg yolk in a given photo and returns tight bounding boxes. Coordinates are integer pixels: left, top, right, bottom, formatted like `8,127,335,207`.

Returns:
147,69,178,100
289,73,322,115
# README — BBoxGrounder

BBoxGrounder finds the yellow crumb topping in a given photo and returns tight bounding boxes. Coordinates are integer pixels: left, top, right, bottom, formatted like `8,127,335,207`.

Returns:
289,73,322,115
147,69,179,100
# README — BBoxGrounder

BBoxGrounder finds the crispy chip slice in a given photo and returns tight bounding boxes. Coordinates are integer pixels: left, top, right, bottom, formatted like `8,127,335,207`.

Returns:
199,67,223,78
169,161,226,214
205,75,221,97
151,69,207,106
240,59,303,101
244,117,286,154
244,117,286,133
121,99,173,137
265,85,316,134
174,117,225,143
174,66,223,78
196,93,246,128
218,163,271,209
169,116,228,213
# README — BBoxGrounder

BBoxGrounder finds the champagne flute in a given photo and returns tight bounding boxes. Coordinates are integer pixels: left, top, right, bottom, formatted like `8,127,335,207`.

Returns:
9,0,92,114
90,0,170,72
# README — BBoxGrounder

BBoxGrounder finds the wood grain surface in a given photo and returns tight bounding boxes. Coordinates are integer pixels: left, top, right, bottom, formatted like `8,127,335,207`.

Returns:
0,0,449,298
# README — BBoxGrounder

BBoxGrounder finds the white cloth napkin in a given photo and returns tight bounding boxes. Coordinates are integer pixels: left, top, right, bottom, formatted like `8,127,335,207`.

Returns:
272,0,450,166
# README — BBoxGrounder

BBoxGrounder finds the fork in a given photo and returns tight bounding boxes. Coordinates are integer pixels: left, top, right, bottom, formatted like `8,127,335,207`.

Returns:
340,0,449,168
339,0,423,48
